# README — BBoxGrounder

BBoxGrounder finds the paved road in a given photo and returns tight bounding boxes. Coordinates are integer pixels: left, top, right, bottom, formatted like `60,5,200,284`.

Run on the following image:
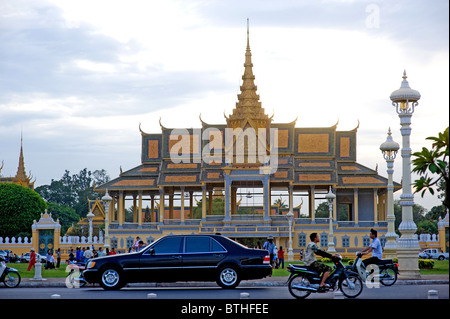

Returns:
0,284,448,299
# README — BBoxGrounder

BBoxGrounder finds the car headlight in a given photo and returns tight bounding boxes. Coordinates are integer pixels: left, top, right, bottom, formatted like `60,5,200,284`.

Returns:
87,261,96,269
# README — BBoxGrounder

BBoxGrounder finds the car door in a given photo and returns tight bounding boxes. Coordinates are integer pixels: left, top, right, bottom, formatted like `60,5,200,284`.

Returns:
139,236,183,282
182,236,226,281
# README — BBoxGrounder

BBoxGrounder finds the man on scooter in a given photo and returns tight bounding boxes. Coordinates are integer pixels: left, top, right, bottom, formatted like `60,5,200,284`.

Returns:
304,233,338,290
359,229,382,267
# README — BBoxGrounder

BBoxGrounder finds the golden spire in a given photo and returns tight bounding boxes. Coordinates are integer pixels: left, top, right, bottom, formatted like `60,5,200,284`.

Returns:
15,133,28,181
227,19,269,130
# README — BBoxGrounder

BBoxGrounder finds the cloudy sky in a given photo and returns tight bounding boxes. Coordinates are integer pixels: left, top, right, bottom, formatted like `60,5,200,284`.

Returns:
0,0,448,211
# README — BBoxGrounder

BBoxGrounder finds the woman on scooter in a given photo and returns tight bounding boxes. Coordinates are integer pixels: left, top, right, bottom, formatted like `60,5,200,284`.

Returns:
304,233,338,290
359,229,383,267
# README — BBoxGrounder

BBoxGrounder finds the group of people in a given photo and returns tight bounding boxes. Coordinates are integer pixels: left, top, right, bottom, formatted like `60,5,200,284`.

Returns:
129,236,147,252
68,246,117,264
1,250,19,263
26,237,146,271
24,248,61,271
261,236,285,269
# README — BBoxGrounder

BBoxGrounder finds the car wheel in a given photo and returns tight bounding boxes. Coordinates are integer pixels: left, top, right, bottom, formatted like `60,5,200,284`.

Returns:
217,265,240,289
99,265,125,290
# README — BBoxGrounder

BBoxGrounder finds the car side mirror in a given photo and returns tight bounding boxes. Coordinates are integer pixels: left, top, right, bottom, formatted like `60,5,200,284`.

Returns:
148,248,155,255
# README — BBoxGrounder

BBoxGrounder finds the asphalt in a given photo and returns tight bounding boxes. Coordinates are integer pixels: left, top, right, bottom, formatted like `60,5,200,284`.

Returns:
17,274,449,288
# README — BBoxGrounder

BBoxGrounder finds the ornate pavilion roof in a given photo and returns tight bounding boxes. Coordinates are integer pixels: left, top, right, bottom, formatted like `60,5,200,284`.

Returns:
95,23,400,195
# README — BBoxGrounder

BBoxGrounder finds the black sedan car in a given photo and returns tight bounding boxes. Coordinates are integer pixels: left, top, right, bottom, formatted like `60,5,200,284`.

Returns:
83,234,272,290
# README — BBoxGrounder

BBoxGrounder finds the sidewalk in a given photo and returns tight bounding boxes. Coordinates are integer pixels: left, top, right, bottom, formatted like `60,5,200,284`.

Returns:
18,274,449,288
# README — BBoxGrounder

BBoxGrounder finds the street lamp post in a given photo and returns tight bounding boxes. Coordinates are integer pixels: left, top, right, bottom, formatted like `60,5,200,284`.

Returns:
286,211,294,261
325,187,336,253
390,70,421,279
380,128,400,259
102,189,112,249
87,211,94,247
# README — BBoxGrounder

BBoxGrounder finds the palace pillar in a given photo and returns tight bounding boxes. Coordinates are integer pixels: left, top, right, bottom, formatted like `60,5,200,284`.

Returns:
373,188,378,225
231,187,237,215
353,189,359,225
309,186,315,222
150,194,155,223
202,185,207,221
169,188,174,219
263,174,270,221
132,195,137,223
208,190,213,216
111,196,116,221
159,188,165,225
118,191,124,228
189,191,193,219
180,187,185,224
288,184,293,217
138,191,143,228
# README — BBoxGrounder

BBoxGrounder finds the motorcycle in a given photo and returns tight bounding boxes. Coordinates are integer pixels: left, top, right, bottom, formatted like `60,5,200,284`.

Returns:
287,255,363,299
0,256,21,288
66,261,87,288
347,253,399,287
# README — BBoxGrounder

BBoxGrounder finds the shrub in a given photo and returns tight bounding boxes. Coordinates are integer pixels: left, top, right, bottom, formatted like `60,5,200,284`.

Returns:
418,259,435,269
320,258,332,263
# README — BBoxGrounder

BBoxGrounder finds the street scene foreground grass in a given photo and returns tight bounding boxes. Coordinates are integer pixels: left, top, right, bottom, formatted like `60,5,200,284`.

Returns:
8,260,448,279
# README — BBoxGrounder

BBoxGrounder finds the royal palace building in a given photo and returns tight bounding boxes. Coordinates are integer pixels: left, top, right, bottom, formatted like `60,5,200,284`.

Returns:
94,25,401,257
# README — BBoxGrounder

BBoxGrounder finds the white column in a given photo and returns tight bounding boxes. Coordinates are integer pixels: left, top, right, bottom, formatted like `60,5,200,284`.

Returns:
397,112,421,279
384,158,398,259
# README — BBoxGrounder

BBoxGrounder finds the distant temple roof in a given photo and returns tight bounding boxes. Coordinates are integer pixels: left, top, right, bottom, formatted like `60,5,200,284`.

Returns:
0,135,35,190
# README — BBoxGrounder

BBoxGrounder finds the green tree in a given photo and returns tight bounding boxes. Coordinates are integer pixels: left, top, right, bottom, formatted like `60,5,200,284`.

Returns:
193,197,226,218
412,127,449,209
425,204,447,221
0,183,47,237
315,202,329,218
393,200,429,234
36,168,110,218
273,198,288,208
46,201,80,235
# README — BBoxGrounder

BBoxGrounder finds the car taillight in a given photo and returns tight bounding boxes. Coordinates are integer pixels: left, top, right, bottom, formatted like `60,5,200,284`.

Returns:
263,255,270,264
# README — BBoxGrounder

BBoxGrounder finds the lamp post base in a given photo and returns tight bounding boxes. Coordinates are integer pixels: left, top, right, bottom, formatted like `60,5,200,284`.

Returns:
397,243,421,280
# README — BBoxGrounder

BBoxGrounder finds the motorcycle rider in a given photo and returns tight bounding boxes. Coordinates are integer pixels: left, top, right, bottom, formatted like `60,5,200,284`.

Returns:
359,229,382,267
304,233,338,289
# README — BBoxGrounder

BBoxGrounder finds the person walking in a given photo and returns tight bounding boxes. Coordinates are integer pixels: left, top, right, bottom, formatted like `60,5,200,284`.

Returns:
27,248,36,271
56,248,61,268
277,246,285,269
263,236,275,268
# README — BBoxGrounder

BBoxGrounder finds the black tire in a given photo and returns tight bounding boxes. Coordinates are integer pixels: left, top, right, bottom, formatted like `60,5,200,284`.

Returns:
339,273,363,298
216,265,240,289
287,274,312,299
99,265,125,290
3,271,21,288
379,268,397,286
